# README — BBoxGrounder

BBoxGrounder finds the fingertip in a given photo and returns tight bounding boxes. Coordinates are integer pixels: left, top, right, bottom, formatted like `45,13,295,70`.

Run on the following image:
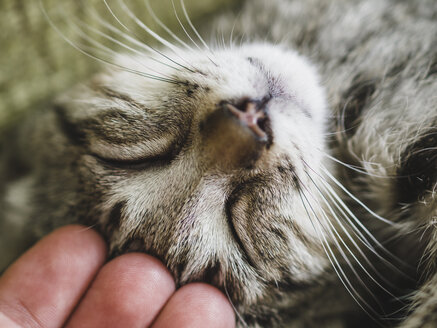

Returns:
178,283,236,323
103,253,174,284
65,253,176,328
96,252,176,300
0,225,107,328
46,225,108,262
152,283,236,328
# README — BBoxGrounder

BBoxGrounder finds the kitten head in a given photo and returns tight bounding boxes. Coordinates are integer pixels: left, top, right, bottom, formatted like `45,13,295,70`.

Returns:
54,43,330,311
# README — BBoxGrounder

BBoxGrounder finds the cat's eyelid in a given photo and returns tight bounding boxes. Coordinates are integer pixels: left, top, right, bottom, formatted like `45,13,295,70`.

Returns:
88,137,175,164
92,150,175,170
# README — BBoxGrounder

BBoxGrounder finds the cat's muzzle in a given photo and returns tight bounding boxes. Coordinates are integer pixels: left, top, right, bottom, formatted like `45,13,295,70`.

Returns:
201,98,271,171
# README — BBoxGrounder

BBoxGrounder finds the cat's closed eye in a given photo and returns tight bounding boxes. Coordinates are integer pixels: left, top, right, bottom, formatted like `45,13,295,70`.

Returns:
54,85,192,166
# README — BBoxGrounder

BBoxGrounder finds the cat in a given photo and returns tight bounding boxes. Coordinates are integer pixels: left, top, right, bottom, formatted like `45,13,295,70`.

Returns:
1,0,436,327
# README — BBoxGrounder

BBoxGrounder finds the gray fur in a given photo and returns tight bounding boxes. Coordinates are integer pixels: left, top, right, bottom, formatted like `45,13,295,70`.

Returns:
215,0,436,326
1,0,437,327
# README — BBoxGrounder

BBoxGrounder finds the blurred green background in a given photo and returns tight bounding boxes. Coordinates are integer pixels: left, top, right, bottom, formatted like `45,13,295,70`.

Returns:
0,0,235,128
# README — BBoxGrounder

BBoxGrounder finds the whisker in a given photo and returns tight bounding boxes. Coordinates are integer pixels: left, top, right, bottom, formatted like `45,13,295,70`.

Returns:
305,161,413,275
321,151,396,179
115,0,197,72
88,9,184,71
40,0,180,85
221,25,227,51
314,171,392,247
297,188,381,321
327,223,387,310
170,0,201,51
410,146,437,155
72,19,180,81
103,0,130,31
179,0,211,52
317,176,414,279
224,282,249,327
321,166,395,226
80,44,180,84
171,0,218,66
298,176,388,306
239,30,247,48
117,0,182,52
144,0,193,51
305,172,407,300
229,15,238,49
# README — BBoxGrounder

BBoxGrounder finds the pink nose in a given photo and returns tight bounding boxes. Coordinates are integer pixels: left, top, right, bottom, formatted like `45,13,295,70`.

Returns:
225,100,268,142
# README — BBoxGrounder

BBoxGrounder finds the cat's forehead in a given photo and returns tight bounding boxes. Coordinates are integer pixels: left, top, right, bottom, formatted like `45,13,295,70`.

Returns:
112,46,264,99
110,43,324,109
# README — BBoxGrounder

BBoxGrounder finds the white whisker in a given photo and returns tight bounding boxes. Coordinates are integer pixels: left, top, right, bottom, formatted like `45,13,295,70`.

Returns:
116,0,197,71
321,166,395,226
298,176,386,304
321,151,395,179
224,283,249,327
144,0,193,51
170,0,217,66
304,161,413,276
305,172,406,301
170,0,200,51
88,9,184,71
39,0,179,85
80,44,180,84
297,188,381,320
103,0,130,31
180,0,211,52
317,176,413,279
228,12,240,50
72,19,179,81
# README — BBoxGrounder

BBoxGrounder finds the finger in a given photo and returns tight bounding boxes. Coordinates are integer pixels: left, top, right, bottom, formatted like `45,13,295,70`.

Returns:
0,312,21,328
151,283,236,328
0,225,107,328
65,253,175,328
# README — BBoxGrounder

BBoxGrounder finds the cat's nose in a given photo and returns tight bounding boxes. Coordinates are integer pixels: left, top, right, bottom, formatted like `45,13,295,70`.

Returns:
201,98,271,171
224,100,269,142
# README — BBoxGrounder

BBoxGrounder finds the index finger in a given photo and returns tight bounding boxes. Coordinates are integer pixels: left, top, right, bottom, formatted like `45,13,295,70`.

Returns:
0,225,107,328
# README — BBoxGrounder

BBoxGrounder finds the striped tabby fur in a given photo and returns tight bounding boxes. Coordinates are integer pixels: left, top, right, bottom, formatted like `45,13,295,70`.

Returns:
1,0,436,327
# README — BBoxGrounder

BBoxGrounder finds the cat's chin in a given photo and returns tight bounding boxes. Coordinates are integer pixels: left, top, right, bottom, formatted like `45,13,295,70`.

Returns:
105,168,329,313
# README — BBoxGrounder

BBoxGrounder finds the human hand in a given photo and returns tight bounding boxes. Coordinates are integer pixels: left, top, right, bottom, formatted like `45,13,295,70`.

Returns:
0,225,236,328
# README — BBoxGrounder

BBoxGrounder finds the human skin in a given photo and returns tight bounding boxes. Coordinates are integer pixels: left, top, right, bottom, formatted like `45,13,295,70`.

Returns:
0,225,236,328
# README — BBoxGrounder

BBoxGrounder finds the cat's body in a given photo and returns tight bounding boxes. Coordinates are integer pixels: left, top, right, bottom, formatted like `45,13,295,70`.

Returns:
1,0,436,327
